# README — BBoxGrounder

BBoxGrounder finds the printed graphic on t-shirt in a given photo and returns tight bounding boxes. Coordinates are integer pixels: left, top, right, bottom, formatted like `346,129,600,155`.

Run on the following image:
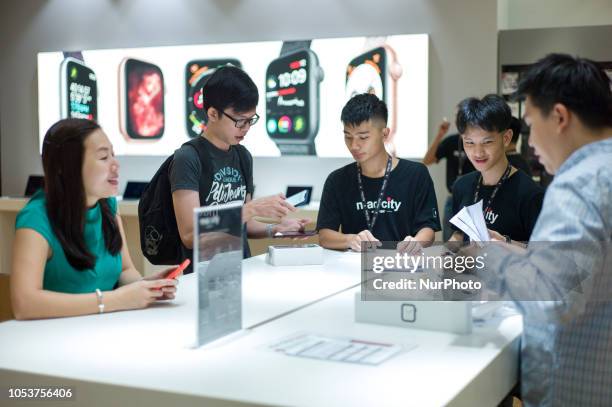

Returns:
355,196,403,213
484,207,499,224
205,166,247,205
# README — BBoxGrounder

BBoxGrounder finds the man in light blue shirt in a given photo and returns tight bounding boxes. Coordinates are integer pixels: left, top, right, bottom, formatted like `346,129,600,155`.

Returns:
474,54,612,406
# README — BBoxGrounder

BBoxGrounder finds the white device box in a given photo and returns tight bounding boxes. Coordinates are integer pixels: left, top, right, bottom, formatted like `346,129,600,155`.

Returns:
354,293,473,334
267,244,324,266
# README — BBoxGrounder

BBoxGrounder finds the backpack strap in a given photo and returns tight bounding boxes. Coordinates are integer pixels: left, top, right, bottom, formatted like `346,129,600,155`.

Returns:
234,144,253,197
186,138,212,182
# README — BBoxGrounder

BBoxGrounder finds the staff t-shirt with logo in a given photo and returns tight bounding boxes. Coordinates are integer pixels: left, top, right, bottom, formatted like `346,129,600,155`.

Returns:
451,169,544,242
317,159,441,241
169,136,254,263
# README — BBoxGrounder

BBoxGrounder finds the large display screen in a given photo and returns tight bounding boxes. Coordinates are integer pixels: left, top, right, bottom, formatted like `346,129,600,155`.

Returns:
266,49,314,141
120,58,164,140
60,58,97,121
186,59,242,138
346,47,387,100
38,34,428,157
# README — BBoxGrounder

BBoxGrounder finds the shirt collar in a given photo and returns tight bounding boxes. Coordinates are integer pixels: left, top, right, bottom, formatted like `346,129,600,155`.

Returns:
556,137,612,176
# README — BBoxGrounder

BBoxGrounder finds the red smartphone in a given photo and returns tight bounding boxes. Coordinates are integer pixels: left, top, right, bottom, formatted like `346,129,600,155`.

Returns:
155,259,190,291
166,259,191,280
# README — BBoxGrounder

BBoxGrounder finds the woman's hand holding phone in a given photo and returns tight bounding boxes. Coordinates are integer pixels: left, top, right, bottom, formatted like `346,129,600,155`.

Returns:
143,259,190,299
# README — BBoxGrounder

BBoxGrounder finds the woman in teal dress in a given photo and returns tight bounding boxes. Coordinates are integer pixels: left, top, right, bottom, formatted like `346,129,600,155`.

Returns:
10,119,179,319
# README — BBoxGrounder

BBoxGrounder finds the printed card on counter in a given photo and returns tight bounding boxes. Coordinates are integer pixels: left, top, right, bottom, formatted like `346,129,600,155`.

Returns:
268,332,410,366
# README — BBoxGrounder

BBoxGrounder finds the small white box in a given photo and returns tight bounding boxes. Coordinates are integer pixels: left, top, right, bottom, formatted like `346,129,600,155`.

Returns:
266,244,324,266
354,293,473,334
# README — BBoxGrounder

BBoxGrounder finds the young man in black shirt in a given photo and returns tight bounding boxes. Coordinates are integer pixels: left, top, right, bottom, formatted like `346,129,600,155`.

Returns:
449,94,544,245
506,116,532,176
171,66,309,265
423,119,475,241
317,93,441,252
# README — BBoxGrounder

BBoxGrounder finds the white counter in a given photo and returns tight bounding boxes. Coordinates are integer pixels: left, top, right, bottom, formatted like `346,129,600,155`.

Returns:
0,250,521,407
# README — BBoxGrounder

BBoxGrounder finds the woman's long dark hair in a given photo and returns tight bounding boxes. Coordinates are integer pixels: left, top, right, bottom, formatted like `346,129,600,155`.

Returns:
42,119,122,270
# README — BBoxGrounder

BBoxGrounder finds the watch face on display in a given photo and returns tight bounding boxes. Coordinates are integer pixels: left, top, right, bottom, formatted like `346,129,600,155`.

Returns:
265,50,318,141
60,58,97,121
345,47,387,102
119,58,164,140
185,59,242,138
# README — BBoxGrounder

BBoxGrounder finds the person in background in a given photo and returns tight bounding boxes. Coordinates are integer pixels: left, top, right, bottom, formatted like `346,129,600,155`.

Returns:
11,119,179,320
506,116,532,176
423,119,475,241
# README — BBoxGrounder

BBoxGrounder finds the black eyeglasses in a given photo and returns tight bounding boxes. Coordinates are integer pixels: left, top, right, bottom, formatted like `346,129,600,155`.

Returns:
221,110,260,129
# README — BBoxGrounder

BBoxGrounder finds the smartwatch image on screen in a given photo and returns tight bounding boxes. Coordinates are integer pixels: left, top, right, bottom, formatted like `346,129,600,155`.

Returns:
265,40,324,156
60,55,97,121
185,59,242,138
119,58,165,140
346,40,402,155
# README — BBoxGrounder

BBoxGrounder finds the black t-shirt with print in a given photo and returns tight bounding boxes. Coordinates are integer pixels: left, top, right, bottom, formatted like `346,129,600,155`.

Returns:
435,133,476,193
169,136,254,264
317,159,441,241
451,169,544,242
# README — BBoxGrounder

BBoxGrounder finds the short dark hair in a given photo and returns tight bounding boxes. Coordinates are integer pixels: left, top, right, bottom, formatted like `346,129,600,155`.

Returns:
515,53,612,129
202,65,259,113
42,119,121,270
341,93,388,126
509,116,523,144
455,94,511,135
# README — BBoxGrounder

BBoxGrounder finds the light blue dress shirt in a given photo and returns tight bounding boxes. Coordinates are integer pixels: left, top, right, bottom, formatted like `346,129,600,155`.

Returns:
481,138,612,406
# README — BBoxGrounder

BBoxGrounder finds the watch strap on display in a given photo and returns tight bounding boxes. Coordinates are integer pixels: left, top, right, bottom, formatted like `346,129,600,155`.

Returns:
280,40,312,56
62,51,84,61
278,143,317,155
363,36,387,51
359,37,402,157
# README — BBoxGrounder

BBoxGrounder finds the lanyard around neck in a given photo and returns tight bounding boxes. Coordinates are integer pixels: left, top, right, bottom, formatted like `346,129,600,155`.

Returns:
357,156,393,232
473,164,512,214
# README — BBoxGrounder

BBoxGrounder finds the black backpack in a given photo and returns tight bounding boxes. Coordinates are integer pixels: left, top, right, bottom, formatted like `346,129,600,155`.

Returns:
138,138,251,265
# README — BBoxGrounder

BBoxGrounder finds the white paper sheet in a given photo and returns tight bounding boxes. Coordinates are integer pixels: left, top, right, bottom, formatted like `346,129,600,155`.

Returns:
449,200,491,245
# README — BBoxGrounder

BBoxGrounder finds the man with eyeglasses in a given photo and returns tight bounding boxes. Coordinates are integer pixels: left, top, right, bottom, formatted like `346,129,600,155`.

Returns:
170,66,309,261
